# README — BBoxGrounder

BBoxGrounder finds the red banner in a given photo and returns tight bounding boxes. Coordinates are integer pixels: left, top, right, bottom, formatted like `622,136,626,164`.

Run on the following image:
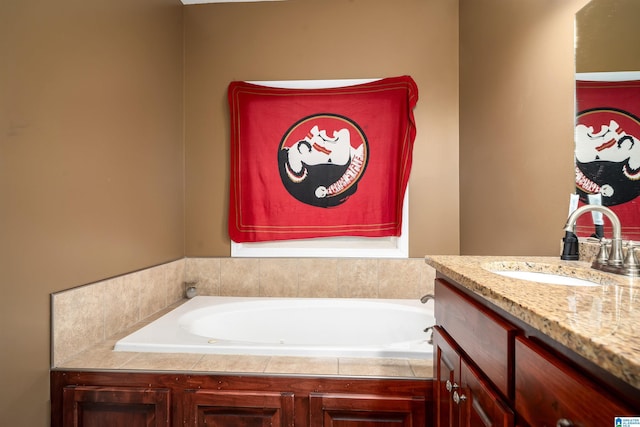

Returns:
574,80,640,239
228,76,418,243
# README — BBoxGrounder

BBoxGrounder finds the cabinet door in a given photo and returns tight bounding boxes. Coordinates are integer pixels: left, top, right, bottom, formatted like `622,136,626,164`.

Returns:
434,327,514,427
62,385,170,427
433,326,461,427
309,392,426,427
515,337,635,426
435,279,518,400
183,389,294,427
459,358,514,427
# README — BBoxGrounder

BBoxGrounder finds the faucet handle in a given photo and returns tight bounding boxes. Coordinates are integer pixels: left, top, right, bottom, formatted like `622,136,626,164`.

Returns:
594,238,609,266
607,238,625,267
623,241,639,271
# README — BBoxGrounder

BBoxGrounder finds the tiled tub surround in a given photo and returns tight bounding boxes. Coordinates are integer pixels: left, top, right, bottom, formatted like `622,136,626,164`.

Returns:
52,257,435,378
425,255,640,391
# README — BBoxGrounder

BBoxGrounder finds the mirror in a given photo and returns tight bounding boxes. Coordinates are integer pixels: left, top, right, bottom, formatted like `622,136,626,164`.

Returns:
574,0,640,240
576,0,640,74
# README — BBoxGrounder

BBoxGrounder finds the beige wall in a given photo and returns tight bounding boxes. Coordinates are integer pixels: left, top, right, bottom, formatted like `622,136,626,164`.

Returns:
183,0,460,257
459,0,590,255
1,0,595,425
0,0,184,425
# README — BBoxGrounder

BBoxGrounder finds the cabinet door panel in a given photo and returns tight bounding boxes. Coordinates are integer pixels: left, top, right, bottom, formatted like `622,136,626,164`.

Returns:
460,358,513,427
184,389,294,427
515,337,634,426
435,279,518,400
62,385,170,427
433,326,460,427
309,392,425,427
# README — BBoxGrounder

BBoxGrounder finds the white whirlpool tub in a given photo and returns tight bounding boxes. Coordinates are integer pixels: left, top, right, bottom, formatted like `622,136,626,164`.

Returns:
114,296,435,359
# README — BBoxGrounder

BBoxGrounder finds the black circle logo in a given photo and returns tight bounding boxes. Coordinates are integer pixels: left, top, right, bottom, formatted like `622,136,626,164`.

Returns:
278,114,369,208
575,108,640,206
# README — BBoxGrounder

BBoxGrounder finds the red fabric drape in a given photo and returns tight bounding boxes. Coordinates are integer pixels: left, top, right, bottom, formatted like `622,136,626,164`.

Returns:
574,80,640,239
228,76,419,243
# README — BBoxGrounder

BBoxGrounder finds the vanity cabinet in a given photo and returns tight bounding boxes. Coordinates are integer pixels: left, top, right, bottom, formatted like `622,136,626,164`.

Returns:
51,371,431,427
433,327,514,427
433,276,515,427
433,275,638,427
515,336,633,426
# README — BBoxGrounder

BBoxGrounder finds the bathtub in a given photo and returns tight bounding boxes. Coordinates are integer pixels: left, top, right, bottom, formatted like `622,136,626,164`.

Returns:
114,296,435,358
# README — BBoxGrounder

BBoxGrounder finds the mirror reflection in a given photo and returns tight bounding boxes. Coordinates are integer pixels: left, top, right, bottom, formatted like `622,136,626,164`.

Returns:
574,0,640,240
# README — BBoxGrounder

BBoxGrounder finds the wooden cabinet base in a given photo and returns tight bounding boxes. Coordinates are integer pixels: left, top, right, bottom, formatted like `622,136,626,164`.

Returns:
51,370,432,427
434,274,639,427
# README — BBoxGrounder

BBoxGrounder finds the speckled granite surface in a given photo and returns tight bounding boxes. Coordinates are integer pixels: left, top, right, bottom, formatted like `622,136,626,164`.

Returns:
424,255,639,390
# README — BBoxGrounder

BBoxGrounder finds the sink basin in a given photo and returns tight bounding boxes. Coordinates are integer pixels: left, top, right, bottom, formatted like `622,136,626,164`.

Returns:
491,270,600,287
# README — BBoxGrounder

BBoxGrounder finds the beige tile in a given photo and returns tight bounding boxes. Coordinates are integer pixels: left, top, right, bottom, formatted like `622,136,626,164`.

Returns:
186,257,220,296
107,299,185,341
265,356,338,375
220,258,259,296
421,262,436,296
193,354,271,373
59,341,138,370
297,258,338,297
167,259,185,304
138,266,168,319
120,352,204,370
338,358,414,377
104,276,139,338
409,358,434,378
378,258,423,299
259,258,298,297
52,282,106,365
336,259,378,298
122,271,144,322
166,259,186,303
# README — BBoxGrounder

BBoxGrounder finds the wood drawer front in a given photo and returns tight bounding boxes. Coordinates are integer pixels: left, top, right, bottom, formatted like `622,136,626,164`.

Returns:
435,278,518,399
515,336,635,426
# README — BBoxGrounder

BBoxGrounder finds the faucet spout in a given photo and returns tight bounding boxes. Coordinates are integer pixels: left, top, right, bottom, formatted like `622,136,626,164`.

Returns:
562,204,625,268
420,293,434,304
563,205,622,240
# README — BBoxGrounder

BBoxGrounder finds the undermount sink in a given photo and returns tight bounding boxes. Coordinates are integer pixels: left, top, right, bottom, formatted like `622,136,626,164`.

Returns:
491,270,600,287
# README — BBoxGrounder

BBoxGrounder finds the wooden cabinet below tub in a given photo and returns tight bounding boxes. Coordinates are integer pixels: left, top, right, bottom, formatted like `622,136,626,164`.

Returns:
51,371,432,427
433,275,639,427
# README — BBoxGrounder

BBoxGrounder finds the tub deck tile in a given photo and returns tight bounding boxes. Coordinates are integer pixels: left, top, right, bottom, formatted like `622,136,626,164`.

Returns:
58,340,139,370
409,358,434,378
193,354,271,373
56,348,433,379
338,358,414,377
119,352,204,371
265,356,339,375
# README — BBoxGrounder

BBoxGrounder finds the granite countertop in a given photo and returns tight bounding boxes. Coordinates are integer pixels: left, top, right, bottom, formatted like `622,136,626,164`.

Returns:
425,255,640,390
